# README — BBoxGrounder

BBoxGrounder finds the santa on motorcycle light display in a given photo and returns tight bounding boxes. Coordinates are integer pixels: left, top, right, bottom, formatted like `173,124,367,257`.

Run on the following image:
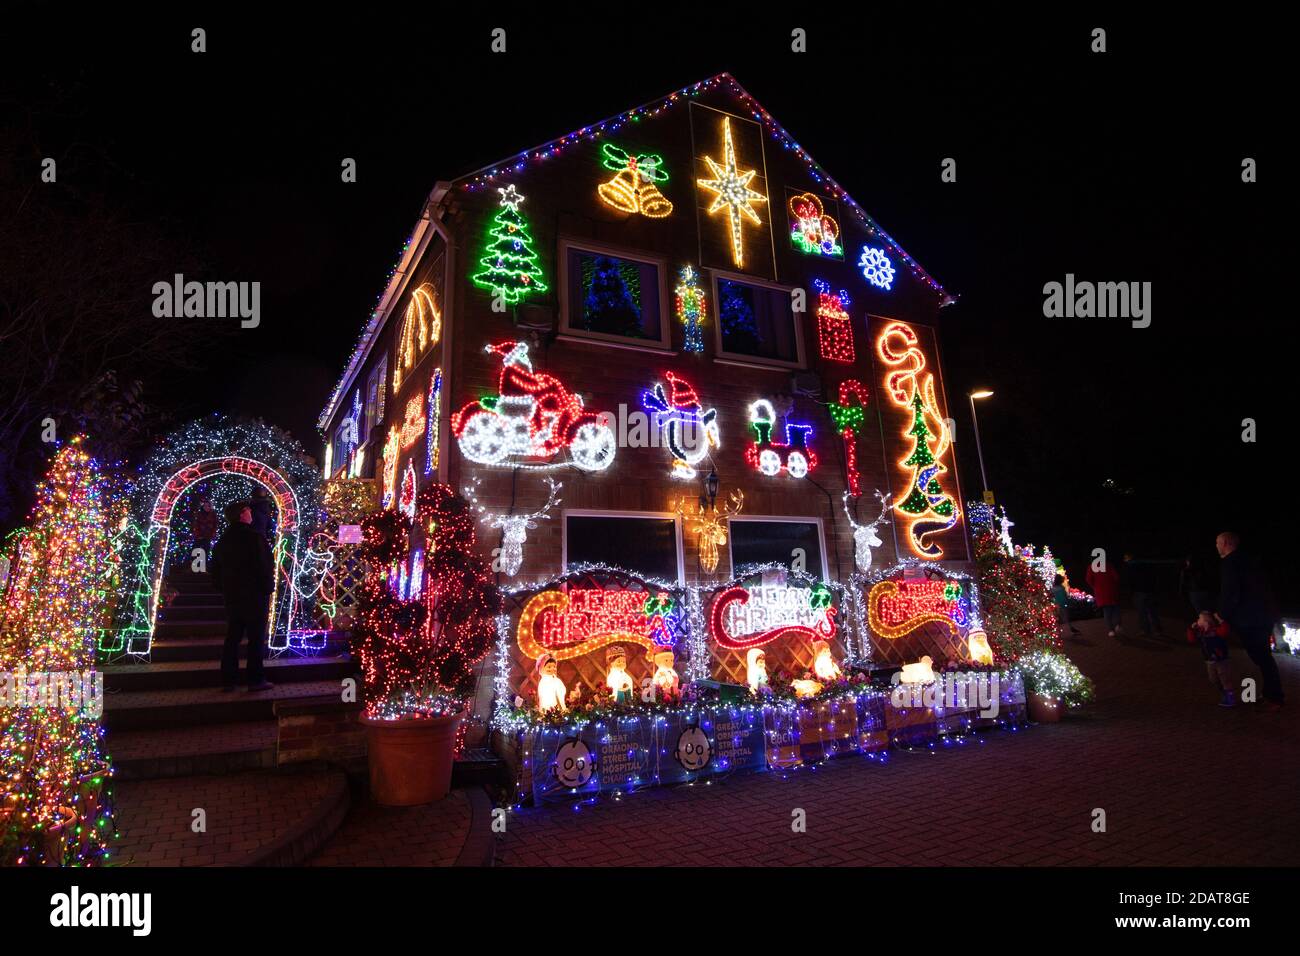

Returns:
451,341,618,471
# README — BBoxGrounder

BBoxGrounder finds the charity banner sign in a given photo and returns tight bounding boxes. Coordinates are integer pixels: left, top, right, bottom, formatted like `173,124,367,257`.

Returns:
708,583,837,650
517,585,681,661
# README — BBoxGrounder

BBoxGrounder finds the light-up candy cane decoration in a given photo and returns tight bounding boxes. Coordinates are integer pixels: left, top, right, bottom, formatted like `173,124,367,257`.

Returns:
827,379,870,497
844,489,893,571
641,371,720,480
463,475,562,577
677,488,743,574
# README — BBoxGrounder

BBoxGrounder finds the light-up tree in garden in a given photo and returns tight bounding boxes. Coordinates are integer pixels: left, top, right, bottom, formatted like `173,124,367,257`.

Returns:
968,503,1062,663
470,184,549,306
0,437,117,865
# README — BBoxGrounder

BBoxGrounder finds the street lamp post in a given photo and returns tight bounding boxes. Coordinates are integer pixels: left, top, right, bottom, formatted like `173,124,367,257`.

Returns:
968,390,994,498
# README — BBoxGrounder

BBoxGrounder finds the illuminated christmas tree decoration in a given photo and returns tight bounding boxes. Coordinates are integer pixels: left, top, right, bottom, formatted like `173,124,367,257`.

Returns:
696,116,768,268
379,429,397,512
867,577,968,639
676,489,743,574
399,393,426,449
451,341,616,471
425,368,442,476
470,185,549,306
641,371,720,479
858,246,896,290
463,475,561,577
398,462,417,519
675,265,707,353
876,323,959,557
828,379,871,496
787,192,843,258
0,438,118,865
844,489,893,571
745,399,817,478
393,283,442,392
597,143,673,218
709,583,837,650
813,279,854,362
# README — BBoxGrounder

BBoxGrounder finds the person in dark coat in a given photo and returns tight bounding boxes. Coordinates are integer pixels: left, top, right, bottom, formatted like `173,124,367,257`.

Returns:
1123,553,1164,637
1215,532,1283,708
249,485,274,537
210,501,276,691
1179,551,1214,615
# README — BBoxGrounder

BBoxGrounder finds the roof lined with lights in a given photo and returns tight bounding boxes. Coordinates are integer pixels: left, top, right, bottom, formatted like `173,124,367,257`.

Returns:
319,72,950,432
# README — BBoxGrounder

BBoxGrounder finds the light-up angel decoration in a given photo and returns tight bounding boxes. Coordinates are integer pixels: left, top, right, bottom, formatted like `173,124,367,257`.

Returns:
463,476,562,577
844,489,893,571
677,488,743,574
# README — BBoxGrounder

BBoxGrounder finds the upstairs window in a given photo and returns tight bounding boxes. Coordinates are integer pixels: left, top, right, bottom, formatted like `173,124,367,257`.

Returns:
560,241,669,348
713,274,803,367
564,513,681,583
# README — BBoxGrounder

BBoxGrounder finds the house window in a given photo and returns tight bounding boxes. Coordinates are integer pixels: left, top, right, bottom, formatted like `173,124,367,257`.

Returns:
713,274,803,366
728,518,825,580
564,513,681,582
560,241,669,348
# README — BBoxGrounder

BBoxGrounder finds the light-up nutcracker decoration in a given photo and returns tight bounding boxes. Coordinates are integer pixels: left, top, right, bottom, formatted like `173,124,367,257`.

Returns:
462,475,562,577
597,143,673,218
641,371,720,480
827,379,870,497
675,266,707,353
812,279,854,363
876,322,959,557
844,489,893,571
745,398,817,479
452,341,617,472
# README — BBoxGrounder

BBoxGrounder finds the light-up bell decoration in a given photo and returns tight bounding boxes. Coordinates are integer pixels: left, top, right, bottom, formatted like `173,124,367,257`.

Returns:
598,143,673,218
697,116,768,268
605,645,634,704
535,654,569,713
746,647,768,694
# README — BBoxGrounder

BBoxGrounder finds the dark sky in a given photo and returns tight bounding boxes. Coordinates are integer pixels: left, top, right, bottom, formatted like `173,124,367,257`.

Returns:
5,10,1294,601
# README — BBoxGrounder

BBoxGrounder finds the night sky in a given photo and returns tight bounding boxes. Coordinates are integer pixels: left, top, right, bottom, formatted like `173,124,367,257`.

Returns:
4,11,1293,605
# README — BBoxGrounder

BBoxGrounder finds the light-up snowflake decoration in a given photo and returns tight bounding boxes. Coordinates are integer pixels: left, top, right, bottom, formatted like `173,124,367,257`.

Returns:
858,246,896,290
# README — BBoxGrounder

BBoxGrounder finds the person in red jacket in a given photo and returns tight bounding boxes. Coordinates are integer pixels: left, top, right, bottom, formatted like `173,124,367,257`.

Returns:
1187,610,1235,708
1086,560,1123,638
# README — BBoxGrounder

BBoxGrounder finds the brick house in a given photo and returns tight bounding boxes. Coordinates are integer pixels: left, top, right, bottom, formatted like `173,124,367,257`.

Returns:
318,73,970,697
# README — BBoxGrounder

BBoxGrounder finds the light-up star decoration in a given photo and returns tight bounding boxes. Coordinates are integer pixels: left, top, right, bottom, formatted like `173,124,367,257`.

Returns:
697,117,767,268
498,183,525,212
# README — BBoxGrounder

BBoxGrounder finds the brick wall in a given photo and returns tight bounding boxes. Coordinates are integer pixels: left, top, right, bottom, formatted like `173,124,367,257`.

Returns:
274,697,366,767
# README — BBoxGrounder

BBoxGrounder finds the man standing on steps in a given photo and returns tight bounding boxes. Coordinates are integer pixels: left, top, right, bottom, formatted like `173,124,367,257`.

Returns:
210,501,275,692
1215,531,1283,710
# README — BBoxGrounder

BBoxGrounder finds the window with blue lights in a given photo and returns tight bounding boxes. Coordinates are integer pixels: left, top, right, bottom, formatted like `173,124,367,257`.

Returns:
561,243,668,347
714,275,802,366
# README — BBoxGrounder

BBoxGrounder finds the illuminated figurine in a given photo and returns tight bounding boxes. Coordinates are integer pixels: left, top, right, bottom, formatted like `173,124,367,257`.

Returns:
651,649,681,703
967,629,994,665
606,645,634,704
811,639,842,682
535,653,569,714
746,648,769,694
791,675,823,699
898,656,936,684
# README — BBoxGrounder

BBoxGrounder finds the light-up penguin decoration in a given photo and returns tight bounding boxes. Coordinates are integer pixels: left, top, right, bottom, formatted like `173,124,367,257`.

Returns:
641,371,720,480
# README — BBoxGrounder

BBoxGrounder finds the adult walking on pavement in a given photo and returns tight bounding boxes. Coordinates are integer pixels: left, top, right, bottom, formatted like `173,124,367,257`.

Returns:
1215,532,1283,710
1086,558,1123,639
1124,553,1164,638
210,501,276,692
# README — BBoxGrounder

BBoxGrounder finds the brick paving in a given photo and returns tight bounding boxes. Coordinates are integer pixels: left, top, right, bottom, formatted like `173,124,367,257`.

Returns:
494,615,1300,866
114,768,345,866
109,721,278,761
307,789,473,866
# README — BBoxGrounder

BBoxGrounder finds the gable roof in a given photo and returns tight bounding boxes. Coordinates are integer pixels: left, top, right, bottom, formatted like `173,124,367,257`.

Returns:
319,72,950,432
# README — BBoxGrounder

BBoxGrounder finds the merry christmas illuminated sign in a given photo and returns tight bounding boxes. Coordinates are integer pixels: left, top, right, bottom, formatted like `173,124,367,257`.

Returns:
867,576,968,639
152,457,299,530
517,587,679,661
709,584,837,650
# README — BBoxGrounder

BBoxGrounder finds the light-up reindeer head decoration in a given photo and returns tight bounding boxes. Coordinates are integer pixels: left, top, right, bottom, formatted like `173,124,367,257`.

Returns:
844,489,893,571
677,488,743,574
463,476,562,577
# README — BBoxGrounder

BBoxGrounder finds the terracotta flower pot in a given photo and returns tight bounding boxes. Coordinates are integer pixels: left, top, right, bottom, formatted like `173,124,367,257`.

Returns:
1027,692,1062,723
362,712,462,806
